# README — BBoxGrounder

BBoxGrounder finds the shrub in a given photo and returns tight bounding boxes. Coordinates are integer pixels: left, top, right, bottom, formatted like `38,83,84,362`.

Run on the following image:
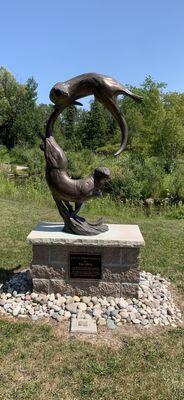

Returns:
106,156,164,200
0,175,52,205
66,149,99,178
166,164,184,200
107,170,143,201
95,144,120,155
138,157,165,199
0,146,11,163
9,146,45,174
165,204,184,219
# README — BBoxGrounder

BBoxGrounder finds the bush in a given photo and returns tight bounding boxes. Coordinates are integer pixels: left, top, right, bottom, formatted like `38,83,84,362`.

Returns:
138,157,165,199
66,149,99,178
165,204,184,219
95,144,120,155
9,146,45,174
0,175,52,205
0,146,11,163
166,164,184,200
107,170,143,201
106,156,164,200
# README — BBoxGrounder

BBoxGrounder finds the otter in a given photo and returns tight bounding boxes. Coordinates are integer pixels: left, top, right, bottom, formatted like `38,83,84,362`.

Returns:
44,136,110,204
49,72,142,155
41,126,110,235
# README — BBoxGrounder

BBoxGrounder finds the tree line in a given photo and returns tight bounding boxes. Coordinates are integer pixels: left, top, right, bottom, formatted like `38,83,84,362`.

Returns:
0,66,184,167
0,66,184,203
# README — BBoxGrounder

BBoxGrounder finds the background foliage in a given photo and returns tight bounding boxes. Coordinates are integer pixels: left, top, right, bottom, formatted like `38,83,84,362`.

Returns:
0,66,184,203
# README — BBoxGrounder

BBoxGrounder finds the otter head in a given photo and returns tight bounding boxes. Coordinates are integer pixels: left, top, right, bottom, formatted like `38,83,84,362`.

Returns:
93,167,110,196
50,84,69,106
50,83,83,107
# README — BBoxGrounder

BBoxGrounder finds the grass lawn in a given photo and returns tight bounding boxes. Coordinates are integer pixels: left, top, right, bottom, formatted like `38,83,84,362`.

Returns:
0,320,183,400
0,196,184,399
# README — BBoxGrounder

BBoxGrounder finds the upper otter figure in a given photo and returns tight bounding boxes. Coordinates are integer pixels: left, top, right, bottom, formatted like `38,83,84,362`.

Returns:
49,73,142,156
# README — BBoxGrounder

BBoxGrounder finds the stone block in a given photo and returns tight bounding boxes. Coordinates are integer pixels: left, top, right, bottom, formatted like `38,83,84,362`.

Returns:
102,266,140,283
32,245,49,265
91,282,120,297
50,279,121,297
86,281,120,296
32,278,49,294
50,279,75,295
121,248,140,266
103,248,121,266
30,264,66,279
50,245,68,264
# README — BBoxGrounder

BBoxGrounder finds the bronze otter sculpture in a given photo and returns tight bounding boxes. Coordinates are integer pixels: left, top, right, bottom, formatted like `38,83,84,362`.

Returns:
49,73,142,156
41,73,142,235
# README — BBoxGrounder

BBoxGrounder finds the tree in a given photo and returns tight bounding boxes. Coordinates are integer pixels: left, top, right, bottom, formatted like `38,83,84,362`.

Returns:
0,67,21,147
0,67,39,148
61,105,78,145
82,99,109,150
119,76,167,159
155,92,184,169
74,108,89,149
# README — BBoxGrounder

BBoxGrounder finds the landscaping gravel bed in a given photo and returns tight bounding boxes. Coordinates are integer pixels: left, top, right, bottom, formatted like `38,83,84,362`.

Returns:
0,270,182,328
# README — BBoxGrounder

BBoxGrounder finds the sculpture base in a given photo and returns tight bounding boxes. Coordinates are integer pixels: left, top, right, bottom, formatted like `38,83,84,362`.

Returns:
27,222,145,298
63,216,108,236
53,197,109,235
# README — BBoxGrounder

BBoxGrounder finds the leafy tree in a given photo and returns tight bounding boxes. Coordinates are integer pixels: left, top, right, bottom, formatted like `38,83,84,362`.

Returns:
61,105,79,148
119,76,166,157
155,92,184,169
0,67,39,148
82,99,109,150
0,67,21,147
74,108,89,149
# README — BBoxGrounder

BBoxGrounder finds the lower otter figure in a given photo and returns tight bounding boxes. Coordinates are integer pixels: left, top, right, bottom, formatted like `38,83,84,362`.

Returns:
49,73,142,155
44,136,110,203
41,135,110,235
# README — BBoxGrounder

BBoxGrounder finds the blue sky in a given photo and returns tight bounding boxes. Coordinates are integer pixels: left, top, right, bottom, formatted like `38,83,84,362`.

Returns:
1,0,184,107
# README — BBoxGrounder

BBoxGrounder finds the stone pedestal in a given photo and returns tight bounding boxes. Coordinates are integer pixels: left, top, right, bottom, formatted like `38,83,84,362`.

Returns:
27,222,145,298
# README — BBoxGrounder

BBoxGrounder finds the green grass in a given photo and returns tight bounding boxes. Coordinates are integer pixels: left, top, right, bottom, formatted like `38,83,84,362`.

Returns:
0,320,183,400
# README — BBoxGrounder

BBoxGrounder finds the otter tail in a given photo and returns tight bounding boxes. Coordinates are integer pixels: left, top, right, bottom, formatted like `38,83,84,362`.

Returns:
119,87,143,102
96,94,128,156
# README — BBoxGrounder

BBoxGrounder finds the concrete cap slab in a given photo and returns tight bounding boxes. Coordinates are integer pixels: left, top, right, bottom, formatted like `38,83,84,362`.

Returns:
27,222,145,248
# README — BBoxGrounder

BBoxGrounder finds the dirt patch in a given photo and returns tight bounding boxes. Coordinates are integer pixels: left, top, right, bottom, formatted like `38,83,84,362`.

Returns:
1,311,183,350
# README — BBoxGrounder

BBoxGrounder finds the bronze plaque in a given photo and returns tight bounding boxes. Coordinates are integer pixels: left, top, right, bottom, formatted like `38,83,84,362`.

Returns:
70,253,101,279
